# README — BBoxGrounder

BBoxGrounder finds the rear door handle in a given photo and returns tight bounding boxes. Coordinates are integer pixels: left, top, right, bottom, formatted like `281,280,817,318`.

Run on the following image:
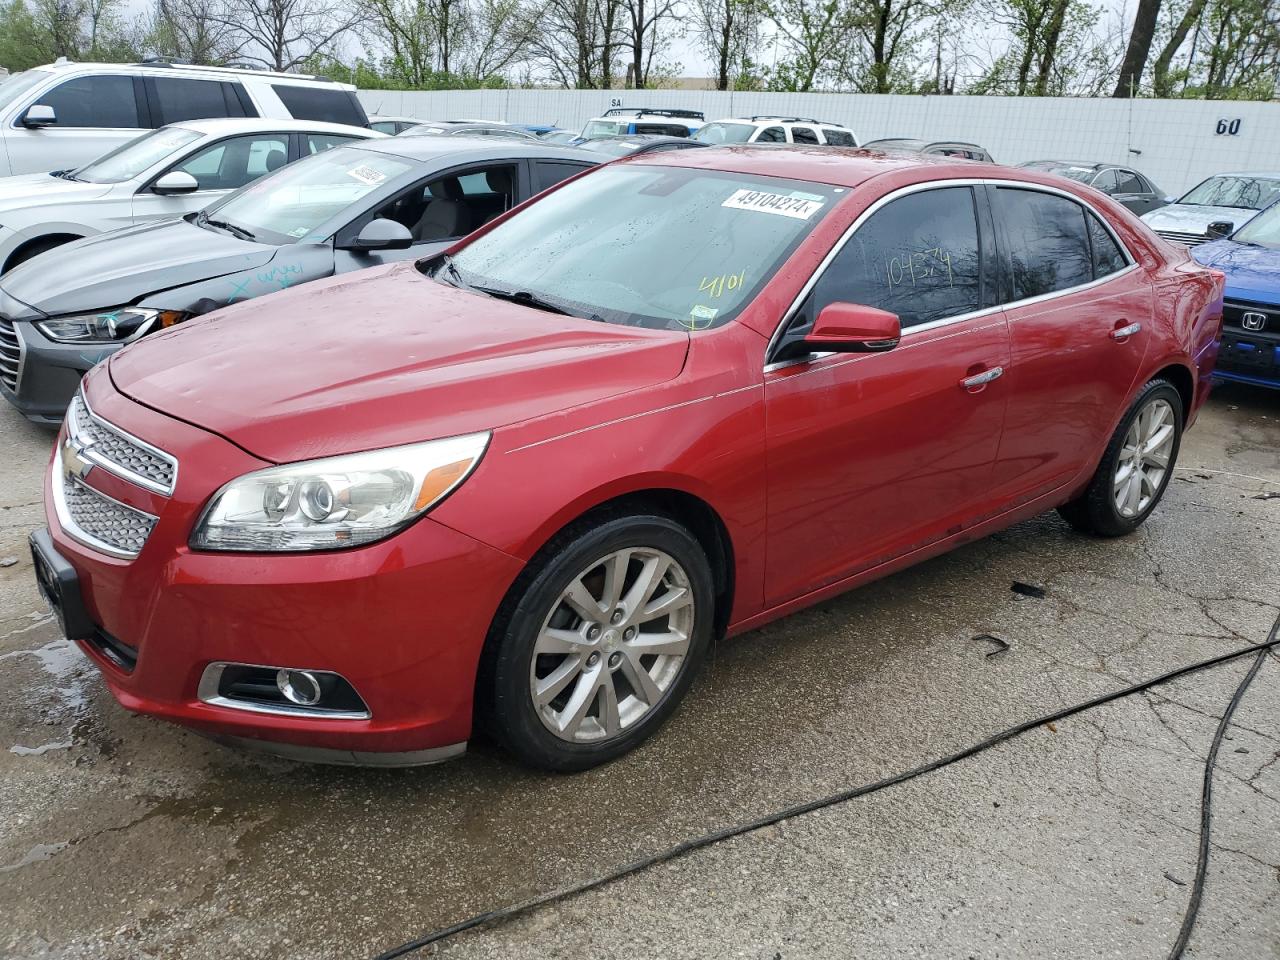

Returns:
960,366,1004,389
1111,321,1142,340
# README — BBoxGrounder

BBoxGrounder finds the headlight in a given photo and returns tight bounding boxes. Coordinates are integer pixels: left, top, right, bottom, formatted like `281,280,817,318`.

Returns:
191,433,491,552
35,307,186,344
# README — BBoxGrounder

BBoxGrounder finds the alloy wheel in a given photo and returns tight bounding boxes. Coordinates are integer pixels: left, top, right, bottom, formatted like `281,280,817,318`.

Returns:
1114,397,1175,518
529,547,695,743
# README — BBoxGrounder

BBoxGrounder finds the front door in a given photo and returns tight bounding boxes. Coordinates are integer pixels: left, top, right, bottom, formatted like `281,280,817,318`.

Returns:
764,185,1011,605
987,185,1151,501
133,132,293,225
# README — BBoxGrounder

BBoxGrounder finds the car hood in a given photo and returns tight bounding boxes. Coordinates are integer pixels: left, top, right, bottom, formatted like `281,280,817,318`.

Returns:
0,218,279,319
1192,239,1280,306
0,173,111,215
1142,203,1261,235
109,262,691,463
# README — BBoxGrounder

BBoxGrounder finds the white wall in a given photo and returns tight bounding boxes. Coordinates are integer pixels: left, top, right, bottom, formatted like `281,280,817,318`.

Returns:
359,88,1280,195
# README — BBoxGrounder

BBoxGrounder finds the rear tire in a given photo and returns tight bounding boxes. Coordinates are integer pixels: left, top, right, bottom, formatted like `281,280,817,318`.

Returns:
479,513,714,772
1057,379,1183,537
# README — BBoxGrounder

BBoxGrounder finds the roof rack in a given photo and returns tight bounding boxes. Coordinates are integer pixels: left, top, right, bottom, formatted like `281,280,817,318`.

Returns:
749,115,841,125
135,56,191,67
132,58,330,81
603,108,705,121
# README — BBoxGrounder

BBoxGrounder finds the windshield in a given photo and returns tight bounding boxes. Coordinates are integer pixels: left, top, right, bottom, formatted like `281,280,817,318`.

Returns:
440,165,838,331
693,122,756,144
1179,176,1280,210
72,126,202,184
203,146,414,245
581,120,624,139
0,70,48,112
1024,161,1095,184
1229,202,1280,248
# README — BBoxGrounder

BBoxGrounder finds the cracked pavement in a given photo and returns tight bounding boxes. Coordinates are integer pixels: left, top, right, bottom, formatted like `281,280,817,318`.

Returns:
0,383,1278,960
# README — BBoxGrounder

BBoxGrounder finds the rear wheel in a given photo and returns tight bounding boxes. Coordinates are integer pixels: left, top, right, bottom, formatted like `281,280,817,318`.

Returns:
1058,379,1183,536
480,514,713,772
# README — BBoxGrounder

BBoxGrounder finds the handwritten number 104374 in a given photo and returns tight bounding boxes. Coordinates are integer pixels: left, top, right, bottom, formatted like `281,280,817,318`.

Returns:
886,248,954,290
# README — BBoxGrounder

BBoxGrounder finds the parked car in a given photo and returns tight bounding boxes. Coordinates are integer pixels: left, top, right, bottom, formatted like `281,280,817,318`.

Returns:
538,130,580,145
0,118,379,274
30,151,1222,771
368,115,419,135
864,138,994,162
576,134,710,157
693,116,858,147
0,59,368,176
1019,160,1167,215
0,137,598,424
401,120,537,140
1142,172,1280,246
579,108,704,140
1192,200,1280,389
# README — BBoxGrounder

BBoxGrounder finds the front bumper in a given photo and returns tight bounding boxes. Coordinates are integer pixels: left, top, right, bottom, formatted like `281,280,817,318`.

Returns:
1214,327,1280,389
0,317,120,425
42,374,525,760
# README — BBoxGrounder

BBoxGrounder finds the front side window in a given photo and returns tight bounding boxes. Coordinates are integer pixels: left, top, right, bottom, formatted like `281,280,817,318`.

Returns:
809,186,982,329
171,134,289,190
791,126,818,145
203,146,413,245
34,75,140,129
370,163,518,242
995,187,1092,300
73,126,202,183
440,166,838,331
1179,176,1280,210
693,122,756,144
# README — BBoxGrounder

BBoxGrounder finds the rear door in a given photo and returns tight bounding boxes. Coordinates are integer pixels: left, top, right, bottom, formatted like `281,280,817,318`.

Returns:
988,185,1150,502
763,184,1011,604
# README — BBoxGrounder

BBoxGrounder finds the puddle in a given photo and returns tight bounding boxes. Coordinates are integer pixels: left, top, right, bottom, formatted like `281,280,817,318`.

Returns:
0,841,69,873
3,634,95,758
11,740,74,756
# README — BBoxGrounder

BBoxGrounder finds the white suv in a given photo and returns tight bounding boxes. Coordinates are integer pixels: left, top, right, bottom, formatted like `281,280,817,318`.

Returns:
0,59,370,176
693,116,859,147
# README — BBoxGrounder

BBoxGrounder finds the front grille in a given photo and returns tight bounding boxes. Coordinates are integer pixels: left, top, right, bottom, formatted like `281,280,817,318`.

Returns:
62,476,157,557
1155,229,1207,246
0,316,20,392
68,395,177,494
1223,299,1277,333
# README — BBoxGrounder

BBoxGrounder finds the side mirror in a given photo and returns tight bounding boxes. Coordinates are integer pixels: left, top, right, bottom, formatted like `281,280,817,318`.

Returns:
152,171,199,195
805,302,901,353
1163,195,1177,204
340,217,413,251
1206,220,1234,240
21,104,56,128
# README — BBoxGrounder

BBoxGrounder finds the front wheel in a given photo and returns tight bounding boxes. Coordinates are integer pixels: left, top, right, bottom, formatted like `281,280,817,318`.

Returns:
1058,379,1183,536
480,514,714,772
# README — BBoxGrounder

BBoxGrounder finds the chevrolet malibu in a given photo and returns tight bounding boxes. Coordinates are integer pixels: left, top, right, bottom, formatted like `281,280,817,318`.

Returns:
32,149,1224,771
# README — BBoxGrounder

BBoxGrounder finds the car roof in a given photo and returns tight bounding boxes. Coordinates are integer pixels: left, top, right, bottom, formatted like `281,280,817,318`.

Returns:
349,135,599,164
1198,171,1280,179
31,58,352,87
171,117,379,137
1025,160,1105,169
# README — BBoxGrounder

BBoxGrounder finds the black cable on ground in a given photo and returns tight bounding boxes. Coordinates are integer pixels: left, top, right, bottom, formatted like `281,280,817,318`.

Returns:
374,614,1280,960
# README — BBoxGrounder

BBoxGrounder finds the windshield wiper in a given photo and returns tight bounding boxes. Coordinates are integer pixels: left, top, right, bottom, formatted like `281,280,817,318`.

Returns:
198,211,256,242
51,169,83,182
471,284,601,321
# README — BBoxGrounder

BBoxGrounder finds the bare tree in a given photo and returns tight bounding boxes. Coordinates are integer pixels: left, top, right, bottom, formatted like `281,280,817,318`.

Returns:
529,0,623,87
149,0,245,64
621,0,681,87
213,0,360,71
762,0,860,90
1113,0,1162,94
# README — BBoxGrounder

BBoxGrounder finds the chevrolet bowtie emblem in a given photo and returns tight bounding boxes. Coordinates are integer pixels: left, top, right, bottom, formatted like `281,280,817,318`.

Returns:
62,434,94,481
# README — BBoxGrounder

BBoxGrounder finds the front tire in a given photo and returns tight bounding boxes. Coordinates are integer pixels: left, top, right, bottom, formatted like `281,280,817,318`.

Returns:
480,513,714,772
1058,379,1183,536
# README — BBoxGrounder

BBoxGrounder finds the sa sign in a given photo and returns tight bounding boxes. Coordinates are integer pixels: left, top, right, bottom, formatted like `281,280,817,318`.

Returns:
609,97,623,108
1216,118,1243,136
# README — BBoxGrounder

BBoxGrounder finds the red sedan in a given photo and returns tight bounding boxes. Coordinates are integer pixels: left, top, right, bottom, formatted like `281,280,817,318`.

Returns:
31,149,1223,771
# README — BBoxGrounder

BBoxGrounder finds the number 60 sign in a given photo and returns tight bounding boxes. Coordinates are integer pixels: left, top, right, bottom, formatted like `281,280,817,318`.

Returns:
1216,118,1243,136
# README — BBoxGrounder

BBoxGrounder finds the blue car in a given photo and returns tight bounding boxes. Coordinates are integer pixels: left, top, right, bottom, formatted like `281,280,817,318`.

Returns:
1193,201,1280,389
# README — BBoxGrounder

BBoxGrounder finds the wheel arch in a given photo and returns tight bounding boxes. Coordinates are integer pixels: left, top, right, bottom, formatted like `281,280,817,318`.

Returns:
3,232,83,273
1148,359,1195,424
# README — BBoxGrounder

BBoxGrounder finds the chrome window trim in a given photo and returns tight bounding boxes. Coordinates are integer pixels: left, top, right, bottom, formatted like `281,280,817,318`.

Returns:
197,661,372,721
71,389,179,496
51,443,158,560
763,176,1140,369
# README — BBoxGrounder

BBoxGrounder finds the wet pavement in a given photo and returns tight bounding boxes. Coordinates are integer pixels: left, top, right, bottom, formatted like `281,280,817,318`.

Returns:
1,383,1277,960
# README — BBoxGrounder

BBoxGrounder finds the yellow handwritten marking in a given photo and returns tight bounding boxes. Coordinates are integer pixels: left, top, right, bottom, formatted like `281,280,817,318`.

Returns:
698,270,747,299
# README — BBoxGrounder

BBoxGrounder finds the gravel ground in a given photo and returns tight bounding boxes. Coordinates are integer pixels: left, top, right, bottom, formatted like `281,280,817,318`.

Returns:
0,382,1277,960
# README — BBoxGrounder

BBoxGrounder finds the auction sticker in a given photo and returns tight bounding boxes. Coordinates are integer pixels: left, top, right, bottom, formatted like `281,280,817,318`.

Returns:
722,189,824,220
347,164,388,186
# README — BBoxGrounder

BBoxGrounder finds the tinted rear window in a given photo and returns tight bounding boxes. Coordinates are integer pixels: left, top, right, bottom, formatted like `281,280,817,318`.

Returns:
995,187,1092,300
272,84,366,126
821,128,855,146
151,77,247,123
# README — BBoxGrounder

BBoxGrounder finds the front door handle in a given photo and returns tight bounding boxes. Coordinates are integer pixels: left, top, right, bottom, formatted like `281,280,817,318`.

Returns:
1111,321,1142,341
960,366,1004,390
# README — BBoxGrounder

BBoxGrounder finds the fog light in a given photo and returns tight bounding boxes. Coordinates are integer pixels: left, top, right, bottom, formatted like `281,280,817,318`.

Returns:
277,669,322,706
